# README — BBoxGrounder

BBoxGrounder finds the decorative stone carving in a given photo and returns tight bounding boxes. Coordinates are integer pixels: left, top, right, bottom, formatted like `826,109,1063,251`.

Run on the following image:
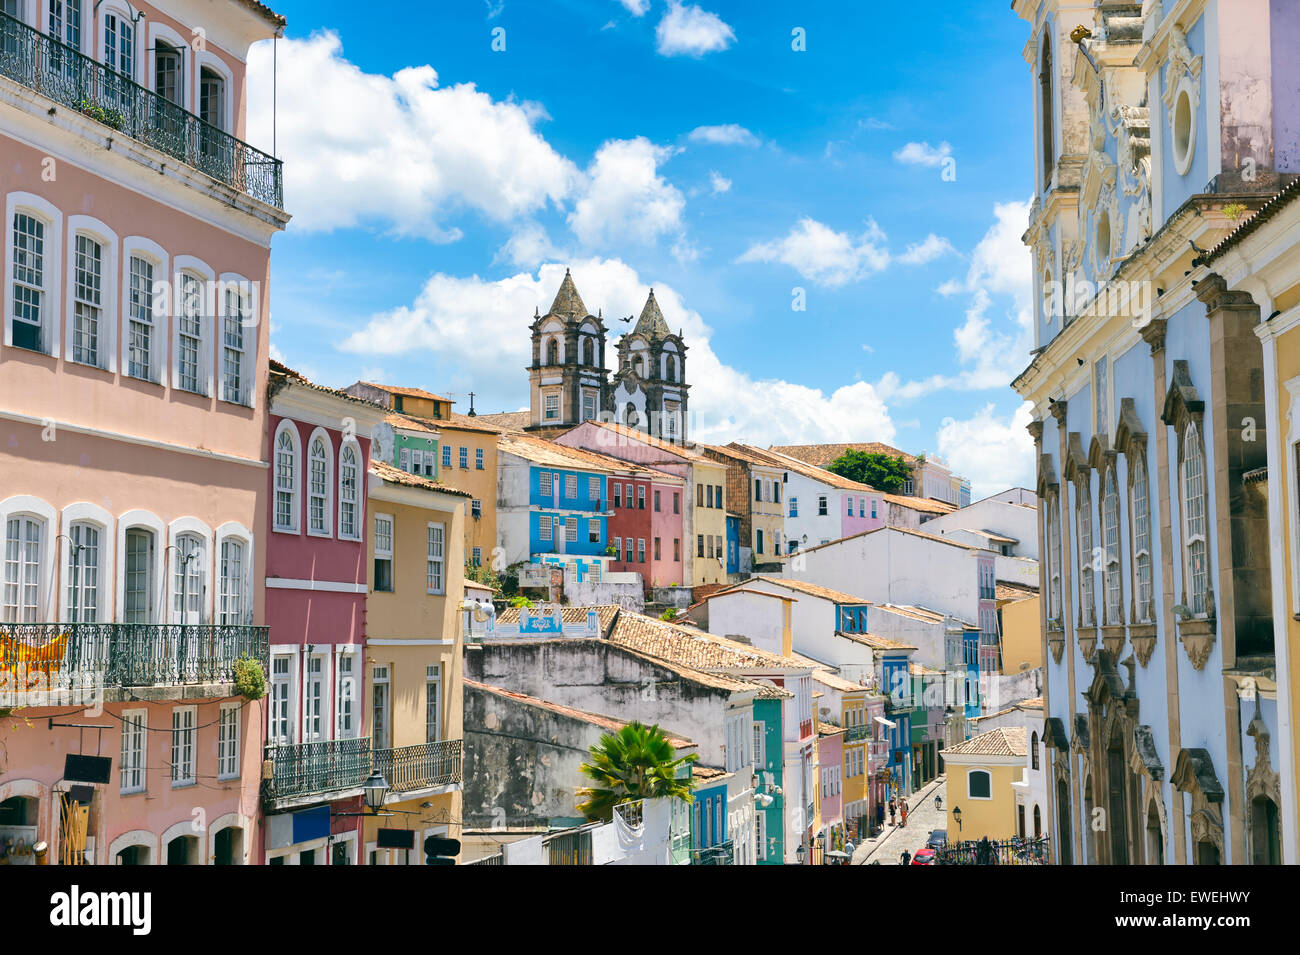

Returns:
1172,746,1225,861
1244,711,1282,861
1101,625,1127,658
1078,628,1098,662
1161,25,1203,134
1177,617,1216,670
1048,629,1066,664
1129,624,1158,666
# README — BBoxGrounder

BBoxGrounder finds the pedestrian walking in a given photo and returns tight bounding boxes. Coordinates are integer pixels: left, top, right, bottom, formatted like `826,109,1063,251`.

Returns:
900,802,908,828
888,799,896,826
900,849,911,865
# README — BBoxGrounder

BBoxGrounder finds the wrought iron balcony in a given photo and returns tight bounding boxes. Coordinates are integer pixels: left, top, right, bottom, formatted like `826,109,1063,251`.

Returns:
0,622,269,703
264,738,372,804
691,840,734,865
372,739,462,794
0,11,283,209
845,724,870,743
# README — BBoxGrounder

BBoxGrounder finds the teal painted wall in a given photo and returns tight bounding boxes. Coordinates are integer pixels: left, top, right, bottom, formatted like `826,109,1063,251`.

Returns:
753,697,784,864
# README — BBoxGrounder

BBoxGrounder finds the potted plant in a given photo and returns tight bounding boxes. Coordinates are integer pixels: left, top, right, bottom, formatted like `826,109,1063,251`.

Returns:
234,656,266,700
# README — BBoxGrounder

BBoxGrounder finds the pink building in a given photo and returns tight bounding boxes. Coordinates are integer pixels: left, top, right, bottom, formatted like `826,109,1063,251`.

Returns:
817,726,844,855
0,0,287,864
259,362,385,864
607,469,686,588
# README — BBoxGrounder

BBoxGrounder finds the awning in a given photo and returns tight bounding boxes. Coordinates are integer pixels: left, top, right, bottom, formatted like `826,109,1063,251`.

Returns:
874,716,897,729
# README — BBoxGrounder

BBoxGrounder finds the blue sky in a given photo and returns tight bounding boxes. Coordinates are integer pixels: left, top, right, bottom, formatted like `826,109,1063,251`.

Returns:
248,0,1038,495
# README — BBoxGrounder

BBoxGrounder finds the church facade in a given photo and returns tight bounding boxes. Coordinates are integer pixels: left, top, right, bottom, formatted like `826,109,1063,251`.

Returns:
1012,0,1298,865
526,270,690,444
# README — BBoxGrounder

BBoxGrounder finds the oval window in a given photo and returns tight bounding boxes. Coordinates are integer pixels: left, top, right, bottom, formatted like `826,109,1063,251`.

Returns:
1096,211,1111,271
1173,85,1195,174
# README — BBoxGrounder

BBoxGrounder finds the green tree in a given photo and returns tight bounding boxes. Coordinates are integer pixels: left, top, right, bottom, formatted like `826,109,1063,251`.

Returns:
826,449,912,493
576,722,698,822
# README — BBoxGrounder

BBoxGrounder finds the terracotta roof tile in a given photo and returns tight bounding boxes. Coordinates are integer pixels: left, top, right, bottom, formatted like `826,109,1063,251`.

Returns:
474,411,532,431
269,360,380,409
369,460,473,497
944,726,1028,758
495,604,620,633
499,433,676,478
357,381,454,403
572,421,712,462
769,442,918,467
610,612,806,671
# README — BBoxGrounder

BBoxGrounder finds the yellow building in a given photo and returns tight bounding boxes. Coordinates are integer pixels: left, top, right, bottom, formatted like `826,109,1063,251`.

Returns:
997,590,1042,676
437,413,509,572
942,726,1027,843
362,461,470,864
691,457,729,586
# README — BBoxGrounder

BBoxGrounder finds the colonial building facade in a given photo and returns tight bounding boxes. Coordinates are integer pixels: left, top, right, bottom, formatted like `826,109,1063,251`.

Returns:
1012,0,1296,865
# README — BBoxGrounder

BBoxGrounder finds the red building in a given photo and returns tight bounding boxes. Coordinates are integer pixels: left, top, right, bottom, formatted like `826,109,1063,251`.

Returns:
259,362,386,864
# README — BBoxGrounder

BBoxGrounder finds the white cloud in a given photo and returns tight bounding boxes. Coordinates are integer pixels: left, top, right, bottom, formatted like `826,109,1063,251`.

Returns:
737,217,952,288
497,221,565,268
859,117,894,131
897,234,957,265
876,200,1032,400
616,0,650,14
656,1,736,57
338,260,895,447
247,33,579,238
936,402,1036,499
568,137,687,249
709,171,732,194
893,141,953,167
688,123,760,147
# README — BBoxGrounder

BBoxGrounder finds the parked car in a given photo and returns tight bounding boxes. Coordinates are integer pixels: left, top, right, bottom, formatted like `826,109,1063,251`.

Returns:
927,829,947,850
910,848,936,865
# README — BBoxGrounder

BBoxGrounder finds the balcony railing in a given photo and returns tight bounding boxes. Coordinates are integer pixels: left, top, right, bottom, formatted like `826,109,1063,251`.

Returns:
691,840,734,865
614,799,644,828
0,622,268,702
543,825,596,866
868,739,890,762
373,739,462,794
0,11,283,208
845,725,870,743
265,738,372,803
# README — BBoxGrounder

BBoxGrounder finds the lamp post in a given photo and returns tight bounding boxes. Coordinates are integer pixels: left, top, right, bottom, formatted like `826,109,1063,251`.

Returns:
952,805,962,833
362,770,390,813
935,795,943,812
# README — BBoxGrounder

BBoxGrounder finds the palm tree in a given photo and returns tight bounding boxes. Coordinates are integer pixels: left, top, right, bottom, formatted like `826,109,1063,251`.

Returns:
576,721,698,822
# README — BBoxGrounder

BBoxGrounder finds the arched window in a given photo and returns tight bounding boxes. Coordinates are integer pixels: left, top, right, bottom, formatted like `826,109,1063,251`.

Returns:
10,208,51,354
50,1,82,49
967,769,992,799
66,521,101,623
1130,455,1153,622
665,354,676,382
217,538,245,625
1039,34,1054,187
1033,805,1042,838
625,403,638,429
123,527,155,624
155,38,182,104
633,354,644,376
172,532,205,625
1031,732,1040,771
273,425,299,532
308,435,331,535
3,514,44,622
1182,424,1207,615
71,233,104,367
582,337,594,366
547,338,559,365
1077,481,1096,627
1102,469,1122,624
338,443,360,540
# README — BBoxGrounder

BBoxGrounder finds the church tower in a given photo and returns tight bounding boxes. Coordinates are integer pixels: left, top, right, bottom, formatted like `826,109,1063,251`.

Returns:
527,269,609,435
609,288,689,444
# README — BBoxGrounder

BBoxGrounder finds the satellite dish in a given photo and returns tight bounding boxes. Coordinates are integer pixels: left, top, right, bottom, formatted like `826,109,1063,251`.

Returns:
370,421,396,463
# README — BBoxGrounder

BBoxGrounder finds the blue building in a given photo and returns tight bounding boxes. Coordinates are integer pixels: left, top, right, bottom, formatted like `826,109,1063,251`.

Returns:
878,652,914,798
725,514,740,577
497,433,628,574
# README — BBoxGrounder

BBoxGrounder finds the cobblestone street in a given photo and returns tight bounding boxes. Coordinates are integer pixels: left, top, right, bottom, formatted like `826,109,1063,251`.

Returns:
852,777,947,866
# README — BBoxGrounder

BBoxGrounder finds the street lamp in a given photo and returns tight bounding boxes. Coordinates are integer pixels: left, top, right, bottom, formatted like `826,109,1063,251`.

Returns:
362,770,390,813
952,805,962,832
934,795,943,812
795,844,805,864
